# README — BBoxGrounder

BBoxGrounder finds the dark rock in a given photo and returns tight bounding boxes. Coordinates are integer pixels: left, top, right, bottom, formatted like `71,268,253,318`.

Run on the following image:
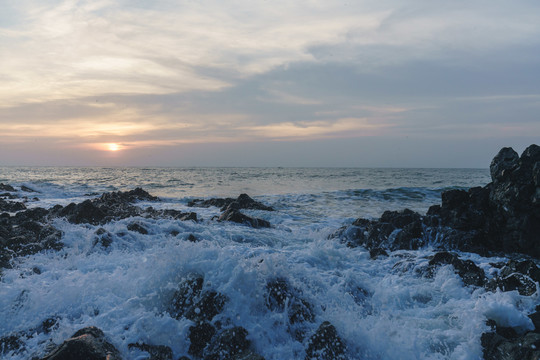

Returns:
188,322,216,357
21,185,38,193
127,222,148,235
0,333,24,355
170,273,204,319
332,208,422,251
0,199,26,212
333,144,540,258
369,248,388,259
218,209,270,228
128,343,173,360
265,278,315,326
188,197,235,209
482,329,540,360
93,228,113,248
529,307,540,333
427,252,486,287
205,327,251,360
151,209,197,222
185,291,228,322
40,326,121,360
99,187,158,203
0,183,16,192
486,260,540,296
188,194,273,212
490,147,520,182
187,234,198,242
58,200,107,225
223,194,274,212
305,321,347,360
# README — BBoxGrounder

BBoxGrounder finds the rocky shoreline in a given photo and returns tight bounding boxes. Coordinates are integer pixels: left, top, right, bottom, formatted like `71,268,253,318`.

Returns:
0,145,539,359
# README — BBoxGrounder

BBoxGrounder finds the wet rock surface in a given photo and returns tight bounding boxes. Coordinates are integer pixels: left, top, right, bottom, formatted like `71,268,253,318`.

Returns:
486,259,540,296
190,194,273,228
39,326,121,360
482,320,540,360
426,251,486,287
333,144,540,258
304,321,347,360
218,209,271,229
188,194,274,212
128,343,173,360
169,274,264,360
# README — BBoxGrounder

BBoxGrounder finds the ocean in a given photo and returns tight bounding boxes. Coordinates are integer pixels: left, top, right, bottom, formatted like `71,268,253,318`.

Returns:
1,167,535,359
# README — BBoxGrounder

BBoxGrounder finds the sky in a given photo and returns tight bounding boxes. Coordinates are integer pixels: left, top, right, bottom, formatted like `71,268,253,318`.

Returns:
1,0,539,167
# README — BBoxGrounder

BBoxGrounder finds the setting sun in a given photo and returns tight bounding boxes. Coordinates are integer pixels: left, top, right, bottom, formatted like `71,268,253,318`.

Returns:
107,143,121,151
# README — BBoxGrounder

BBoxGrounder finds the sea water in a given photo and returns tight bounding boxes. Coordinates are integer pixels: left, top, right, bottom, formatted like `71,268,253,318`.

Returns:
0,167,536,359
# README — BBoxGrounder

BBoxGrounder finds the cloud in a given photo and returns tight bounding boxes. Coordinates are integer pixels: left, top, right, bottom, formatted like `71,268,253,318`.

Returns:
1,0,540,166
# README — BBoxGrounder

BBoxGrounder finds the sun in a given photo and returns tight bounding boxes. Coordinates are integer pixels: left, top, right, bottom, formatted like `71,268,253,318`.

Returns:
107,143,121,151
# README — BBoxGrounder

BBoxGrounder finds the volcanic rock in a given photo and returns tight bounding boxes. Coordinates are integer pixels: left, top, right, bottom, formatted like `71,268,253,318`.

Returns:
205,326,251,360
170,273,204,320
0,183,16,192
188,194,273,212
40,326,121,360
426,252,486,287
128,343,173,360
265,278,315,328
333,144,540,258
304,321,347,360
0,199,26,212
218,209,270,228
482,320,540,360
188,322,216,357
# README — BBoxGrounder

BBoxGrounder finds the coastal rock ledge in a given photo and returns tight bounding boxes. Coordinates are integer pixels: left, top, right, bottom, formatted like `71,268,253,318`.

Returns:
333,144,540,258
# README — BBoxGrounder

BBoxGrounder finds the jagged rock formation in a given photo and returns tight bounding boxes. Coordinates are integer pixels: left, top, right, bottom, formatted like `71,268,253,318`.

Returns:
333,144,540,258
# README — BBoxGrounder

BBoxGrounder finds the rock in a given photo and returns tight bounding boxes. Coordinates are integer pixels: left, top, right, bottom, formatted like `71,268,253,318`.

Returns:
490,147,520,182
188,194,273,212
0,333,24,355
188,322,216,357
265,278,314,325
305,321,347,360
205,327,251,360
93,228,113,248
54,188,159,225
486,260,540,296
170,273,204,320
223,194,274,212
482,319,540,360
187,234,198,242
58,200,107,225
0,199,26,212
185,291,228,322
40,326,121,360
127,222,148,235
128,343,173,360
0,183,16,192
529,306,540,332
188,197,235,209
160,209,197,221
427,252,486,287
332,208,423,251
218,209,271,229
369,248,388,259
332,144,540,258
21,185,38,193
0,212,63,270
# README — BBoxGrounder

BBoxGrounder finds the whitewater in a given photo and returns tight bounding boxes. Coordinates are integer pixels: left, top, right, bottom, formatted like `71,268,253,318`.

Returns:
0,167,537,359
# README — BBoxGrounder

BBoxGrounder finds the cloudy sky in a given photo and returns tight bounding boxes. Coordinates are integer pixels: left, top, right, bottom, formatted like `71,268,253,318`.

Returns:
1,0,539,167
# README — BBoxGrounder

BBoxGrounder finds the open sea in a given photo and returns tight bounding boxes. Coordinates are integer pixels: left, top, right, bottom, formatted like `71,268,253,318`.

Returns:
1,167,536,359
